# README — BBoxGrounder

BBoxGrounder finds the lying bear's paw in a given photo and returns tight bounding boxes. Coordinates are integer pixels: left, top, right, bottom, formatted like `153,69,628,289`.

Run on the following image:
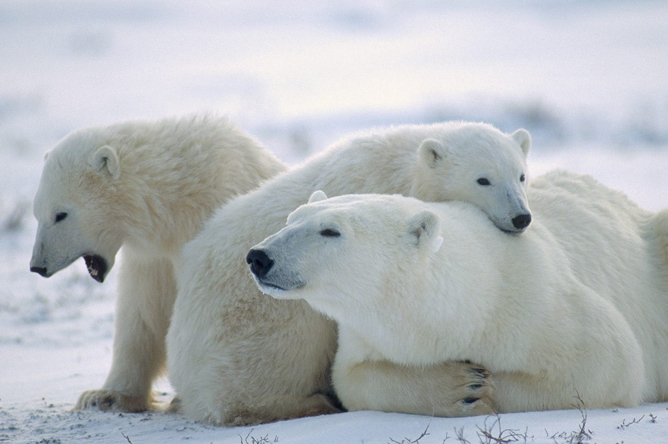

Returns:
453,360,495,416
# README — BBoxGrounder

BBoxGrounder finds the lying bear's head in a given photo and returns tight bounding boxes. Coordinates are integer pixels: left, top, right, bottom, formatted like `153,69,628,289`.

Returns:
247,191,443,315
411,123,531,234
30,130,125,283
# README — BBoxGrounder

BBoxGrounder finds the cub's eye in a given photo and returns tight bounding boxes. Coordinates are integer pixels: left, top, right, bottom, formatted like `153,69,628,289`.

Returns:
520,174,526,182
55,212,68,223
477,178,491,186
319,228,340,237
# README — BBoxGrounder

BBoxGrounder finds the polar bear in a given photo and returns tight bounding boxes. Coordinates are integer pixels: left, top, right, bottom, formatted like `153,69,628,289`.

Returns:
30,115,286,413
655,210,668,278
166,121,529,425
250,178,668,414
411,125,531,232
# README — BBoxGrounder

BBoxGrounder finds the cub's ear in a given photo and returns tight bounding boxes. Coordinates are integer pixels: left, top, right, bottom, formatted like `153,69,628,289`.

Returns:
407,209,443,252
511,129,531,158
89,145,120,179
418,138,448,169
308,190,328,204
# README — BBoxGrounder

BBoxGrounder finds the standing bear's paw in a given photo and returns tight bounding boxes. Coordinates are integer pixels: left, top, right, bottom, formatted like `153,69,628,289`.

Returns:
75,389,150,413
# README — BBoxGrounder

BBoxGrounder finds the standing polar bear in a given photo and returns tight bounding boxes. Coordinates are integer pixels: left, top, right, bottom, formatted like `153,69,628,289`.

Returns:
167,121,531,425
250,174,668,414
30,115,286,412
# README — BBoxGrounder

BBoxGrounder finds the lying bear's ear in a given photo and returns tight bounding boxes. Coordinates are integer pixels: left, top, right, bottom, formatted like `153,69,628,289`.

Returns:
89,145,120,179
308,190,328,204
418,139,448,169
408,209,443,253
511,129,531,158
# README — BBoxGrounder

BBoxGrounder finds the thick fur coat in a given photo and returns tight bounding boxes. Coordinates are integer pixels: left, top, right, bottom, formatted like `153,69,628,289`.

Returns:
252,173,668,414
30,115,285,412
167,121,530,424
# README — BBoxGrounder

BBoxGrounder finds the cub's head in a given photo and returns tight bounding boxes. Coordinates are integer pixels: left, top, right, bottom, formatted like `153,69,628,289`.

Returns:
247,191,443,319
30,130,125,283
412,123,531,234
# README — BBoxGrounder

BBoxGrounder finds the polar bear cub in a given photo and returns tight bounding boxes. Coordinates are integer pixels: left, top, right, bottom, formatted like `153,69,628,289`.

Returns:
412,125,531,232
30,115,285,413
250,179,668,414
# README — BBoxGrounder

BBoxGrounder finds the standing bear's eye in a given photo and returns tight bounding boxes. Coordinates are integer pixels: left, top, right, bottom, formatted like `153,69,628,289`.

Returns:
520,174,526,182
55,212,68,223
477,178,491,186
319,228,340,237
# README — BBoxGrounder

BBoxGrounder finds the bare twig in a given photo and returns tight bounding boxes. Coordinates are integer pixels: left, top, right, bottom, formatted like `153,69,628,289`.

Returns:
568,393,592,443
475,414,529,443
239,428,279,444
617,415,645,430
389,424,430,444
453,427,471,444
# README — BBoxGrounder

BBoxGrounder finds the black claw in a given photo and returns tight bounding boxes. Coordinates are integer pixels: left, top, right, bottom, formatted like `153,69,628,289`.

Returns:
468,383,484,391
463,397,480,404
471,367,489,378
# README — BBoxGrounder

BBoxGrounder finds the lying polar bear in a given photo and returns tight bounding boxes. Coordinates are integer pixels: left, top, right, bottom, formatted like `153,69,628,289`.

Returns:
168,121,530,425
249,173,668,414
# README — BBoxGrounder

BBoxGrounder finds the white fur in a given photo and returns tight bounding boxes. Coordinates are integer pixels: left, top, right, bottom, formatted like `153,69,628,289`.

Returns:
167,121,525,425
30,115,285,412
253,172,668,414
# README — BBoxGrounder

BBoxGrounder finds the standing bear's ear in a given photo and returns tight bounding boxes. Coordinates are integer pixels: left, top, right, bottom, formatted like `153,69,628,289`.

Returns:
89,145,121,179
407,209,443,253
511,129,531,158
418,139,448,169
308,190,328,204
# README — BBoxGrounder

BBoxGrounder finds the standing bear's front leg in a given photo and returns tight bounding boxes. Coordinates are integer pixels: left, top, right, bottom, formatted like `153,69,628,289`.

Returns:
76,257,176,412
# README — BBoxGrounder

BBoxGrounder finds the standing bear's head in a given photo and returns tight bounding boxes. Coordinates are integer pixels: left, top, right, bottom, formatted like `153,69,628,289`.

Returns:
30,129,127,283
247,191,444,318
411,123,531,233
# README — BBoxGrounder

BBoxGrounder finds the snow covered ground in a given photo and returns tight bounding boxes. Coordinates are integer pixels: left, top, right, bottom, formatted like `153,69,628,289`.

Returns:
1,0,668,442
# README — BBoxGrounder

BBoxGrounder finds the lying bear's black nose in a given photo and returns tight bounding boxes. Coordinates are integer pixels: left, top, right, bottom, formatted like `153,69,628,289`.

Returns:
512,213,532,230
30,266,48,277
246,249,274,278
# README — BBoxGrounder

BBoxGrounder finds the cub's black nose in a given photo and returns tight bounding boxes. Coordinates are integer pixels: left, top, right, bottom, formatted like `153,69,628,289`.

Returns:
30,266,48,277
512,213,532,230
246,249,274,277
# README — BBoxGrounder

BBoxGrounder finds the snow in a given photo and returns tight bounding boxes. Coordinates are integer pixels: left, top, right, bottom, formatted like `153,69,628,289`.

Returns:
1,0,668,442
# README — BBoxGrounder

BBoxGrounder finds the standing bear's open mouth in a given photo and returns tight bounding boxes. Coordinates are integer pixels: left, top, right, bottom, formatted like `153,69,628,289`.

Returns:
83,254,108,283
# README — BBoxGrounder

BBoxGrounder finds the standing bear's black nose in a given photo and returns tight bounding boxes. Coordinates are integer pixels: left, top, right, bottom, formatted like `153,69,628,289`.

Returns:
511,213,532,230
246,249,274,278
30,266,48,277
